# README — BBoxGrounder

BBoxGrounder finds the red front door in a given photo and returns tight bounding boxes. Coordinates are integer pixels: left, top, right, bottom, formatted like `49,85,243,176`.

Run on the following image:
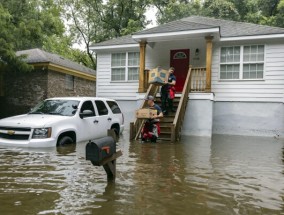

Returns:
170,49,190,92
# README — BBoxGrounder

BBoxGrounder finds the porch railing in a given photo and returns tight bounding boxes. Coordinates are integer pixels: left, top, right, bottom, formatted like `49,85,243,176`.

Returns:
129,84,159,141
191,67,206,92
171,67,192,142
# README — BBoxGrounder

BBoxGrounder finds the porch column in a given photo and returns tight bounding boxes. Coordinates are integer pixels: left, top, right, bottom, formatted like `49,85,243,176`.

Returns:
138,41,147,93
205,36,213,92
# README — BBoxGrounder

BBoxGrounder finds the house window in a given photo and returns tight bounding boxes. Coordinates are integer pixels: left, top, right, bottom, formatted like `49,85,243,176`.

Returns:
220,45,264,80
220,46,240,79
65,74,74,90
111,52,139,81
243,45,264,79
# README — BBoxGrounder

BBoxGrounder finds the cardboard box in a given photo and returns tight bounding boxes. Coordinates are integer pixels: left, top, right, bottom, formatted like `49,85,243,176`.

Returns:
148,67,169,86
135,108,157,119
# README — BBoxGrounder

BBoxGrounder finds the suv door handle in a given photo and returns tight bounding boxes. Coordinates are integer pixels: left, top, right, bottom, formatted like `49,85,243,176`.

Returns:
107,117,112,121
93,120,99,123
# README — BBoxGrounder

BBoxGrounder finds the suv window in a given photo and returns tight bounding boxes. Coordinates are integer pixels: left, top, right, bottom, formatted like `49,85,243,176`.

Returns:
80,101,95,117
106,101,122,114
95,100,109,115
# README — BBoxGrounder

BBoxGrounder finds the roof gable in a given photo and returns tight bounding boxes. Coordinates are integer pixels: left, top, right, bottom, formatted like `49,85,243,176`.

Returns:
16,48,96,75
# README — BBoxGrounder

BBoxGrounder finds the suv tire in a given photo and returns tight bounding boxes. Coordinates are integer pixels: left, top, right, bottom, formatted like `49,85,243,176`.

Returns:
57,136,73,146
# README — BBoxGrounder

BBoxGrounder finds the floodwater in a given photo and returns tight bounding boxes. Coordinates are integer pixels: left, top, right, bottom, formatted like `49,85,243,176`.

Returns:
0,134,283,215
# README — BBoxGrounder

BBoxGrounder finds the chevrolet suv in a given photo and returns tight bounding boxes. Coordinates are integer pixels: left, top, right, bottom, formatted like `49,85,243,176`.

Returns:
0,97,124,147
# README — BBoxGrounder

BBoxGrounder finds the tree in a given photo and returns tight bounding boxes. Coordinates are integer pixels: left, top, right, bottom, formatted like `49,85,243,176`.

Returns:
0,0,65,71
0,3,31,71
42,35,94,69
63,0,151,70
94,0,150,37
153,0,202,24
203,0,240,21
258,0,284,27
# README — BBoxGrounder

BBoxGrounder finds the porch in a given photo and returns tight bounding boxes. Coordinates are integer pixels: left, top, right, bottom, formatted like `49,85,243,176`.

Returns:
136,35,215,94
129,33,216,142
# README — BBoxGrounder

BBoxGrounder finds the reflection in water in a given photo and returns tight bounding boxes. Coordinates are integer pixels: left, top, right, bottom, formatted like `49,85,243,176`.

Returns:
0,134,283,215
56,143,76,155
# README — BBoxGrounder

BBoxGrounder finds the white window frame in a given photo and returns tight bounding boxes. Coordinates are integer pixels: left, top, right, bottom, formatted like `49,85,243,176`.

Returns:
111,52,140,82
219,44,265,81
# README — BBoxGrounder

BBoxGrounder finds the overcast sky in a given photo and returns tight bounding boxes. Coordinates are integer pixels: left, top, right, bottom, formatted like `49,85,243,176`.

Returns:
145,6,158,29
73,6,158,50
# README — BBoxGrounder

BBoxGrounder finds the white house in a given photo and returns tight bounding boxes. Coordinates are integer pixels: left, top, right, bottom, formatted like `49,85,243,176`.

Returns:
91,16,284,139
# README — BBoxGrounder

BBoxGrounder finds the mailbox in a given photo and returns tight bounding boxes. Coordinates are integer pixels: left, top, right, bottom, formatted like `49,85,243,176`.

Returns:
86,136,116,166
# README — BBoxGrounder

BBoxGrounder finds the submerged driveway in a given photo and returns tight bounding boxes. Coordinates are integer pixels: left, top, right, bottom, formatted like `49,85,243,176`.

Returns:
0,134,283,215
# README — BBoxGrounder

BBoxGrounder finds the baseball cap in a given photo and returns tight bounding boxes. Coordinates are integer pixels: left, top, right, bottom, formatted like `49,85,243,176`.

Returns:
144,95,154,101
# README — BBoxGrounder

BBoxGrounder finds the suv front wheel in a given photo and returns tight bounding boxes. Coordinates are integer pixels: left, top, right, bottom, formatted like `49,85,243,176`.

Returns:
57,136,73,146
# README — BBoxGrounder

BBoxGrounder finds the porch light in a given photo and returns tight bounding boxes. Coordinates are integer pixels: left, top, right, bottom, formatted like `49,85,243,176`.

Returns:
195,48,200,56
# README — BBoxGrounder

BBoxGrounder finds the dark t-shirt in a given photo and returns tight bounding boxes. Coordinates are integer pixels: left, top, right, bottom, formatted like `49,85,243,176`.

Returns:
161,73,176,93
148,103,162,122
149,104,162,115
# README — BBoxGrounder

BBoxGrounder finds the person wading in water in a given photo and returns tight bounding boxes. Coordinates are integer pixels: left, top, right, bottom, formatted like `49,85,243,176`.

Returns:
141,95,163,143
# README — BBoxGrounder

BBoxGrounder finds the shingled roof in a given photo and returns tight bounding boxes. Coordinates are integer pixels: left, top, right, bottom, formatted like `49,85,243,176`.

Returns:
92,35,137,47
16,48,96,75
91,16,284,48
133,18,219,35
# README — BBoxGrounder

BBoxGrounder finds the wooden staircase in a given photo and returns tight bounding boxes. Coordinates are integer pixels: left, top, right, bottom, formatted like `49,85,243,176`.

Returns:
155,97,180,141
130,67,193,142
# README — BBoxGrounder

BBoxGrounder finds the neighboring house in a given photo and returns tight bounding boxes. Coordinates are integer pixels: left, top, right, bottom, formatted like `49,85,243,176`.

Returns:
91,16,284,138
0,48,96,118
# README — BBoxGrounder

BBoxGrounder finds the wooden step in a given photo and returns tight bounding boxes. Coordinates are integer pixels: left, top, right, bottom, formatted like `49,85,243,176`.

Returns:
159,133,171,138
160,122,173,127
163,112,177,117
160,117,174,123
160,127,171,132
160,131,172,135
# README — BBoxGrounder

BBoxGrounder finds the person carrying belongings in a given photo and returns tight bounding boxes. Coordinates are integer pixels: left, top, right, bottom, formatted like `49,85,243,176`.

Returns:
141,95,163,143
160,67,176,115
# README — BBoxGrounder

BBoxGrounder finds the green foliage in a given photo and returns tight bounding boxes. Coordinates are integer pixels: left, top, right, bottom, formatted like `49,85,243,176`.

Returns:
42,35,94,69
154,0,202,24
62,0,151,70
153,0,284,27
4,0,284,74
0,0,64,71
203,0,240,20
0,3,31,72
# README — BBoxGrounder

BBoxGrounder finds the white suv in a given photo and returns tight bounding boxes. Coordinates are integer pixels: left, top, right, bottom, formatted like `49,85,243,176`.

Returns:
0,97,124,147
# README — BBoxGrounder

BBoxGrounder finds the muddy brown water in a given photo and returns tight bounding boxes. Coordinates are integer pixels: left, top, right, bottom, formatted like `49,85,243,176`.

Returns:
0,134,283,215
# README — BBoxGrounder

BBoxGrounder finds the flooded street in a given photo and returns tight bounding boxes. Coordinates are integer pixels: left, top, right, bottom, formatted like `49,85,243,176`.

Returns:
0,134,283,215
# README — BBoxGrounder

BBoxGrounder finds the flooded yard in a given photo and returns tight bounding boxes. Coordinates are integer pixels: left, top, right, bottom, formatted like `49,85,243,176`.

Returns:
0,134,283,215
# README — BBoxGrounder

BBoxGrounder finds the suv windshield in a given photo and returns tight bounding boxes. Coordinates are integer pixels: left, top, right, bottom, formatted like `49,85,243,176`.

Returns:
29,100,80,116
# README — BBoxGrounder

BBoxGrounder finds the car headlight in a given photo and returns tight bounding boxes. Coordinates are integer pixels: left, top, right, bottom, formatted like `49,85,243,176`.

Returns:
32,128,52,139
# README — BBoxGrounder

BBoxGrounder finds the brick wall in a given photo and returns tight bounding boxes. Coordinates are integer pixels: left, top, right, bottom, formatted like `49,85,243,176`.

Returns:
47,70,96,98
1,69,48,118
0,69,96,119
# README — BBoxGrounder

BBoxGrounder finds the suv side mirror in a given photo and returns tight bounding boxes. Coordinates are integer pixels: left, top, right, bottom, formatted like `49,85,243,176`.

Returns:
79,110,94,119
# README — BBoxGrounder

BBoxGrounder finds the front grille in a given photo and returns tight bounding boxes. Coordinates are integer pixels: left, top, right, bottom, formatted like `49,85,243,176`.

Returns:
0,133,30,140
0,127,31,132
0,126,31,140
